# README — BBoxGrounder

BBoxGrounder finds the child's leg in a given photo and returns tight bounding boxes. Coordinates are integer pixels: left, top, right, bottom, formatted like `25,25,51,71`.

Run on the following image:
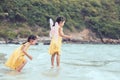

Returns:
56,53,60,67
51,53,56,67
16,60,27,72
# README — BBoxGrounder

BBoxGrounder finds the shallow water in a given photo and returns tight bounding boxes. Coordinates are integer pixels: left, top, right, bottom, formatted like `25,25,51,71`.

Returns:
0,43,120,80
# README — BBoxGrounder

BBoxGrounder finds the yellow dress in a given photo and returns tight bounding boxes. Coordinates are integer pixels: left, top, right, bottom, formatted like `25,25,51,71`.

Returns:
49,34,62,55
5,42,30,70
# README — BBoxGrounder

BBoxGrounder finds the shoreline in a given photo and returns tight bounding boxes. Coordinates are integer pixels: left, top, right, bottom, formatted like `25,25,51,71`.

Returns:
0,29,120,45
0,37,120,45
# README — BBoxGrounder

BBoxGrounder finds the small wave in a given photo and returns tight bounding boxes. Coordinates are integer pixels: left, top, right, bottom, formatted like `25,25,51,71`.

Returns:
62,60,120,67
104,70,120,73
62,62,105,67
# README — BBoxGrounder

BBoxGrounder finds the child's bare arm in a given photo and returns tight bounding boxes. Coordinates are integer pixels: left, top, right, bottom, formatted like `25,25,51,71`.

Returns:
59,27,71,39
21,45,32,60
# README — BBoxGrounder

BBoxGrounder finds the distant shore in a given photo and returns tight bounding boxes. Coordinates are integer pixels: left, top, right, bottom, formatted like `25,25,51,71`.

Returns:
0,36,120,45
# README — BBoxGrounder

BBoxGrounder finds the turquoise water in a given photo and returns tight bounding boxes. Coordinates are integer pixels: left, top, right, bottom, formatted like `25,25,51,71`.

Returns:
0,43,120,80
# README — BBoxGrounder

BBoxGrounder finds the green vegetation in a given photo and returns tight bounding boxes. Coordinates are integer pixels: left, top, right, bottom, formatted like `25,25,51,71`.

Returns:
0,0,120,40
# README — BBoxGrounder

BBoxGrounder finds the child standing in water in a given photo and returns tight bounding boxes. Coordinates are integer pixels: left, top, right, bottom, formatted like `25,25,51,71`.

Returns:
5,35,38,72
49,16,71,68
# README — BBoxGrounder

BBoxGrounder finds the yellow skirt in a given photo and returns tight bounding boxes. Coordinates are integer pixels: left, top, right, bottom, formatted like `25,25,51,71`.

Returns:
49,37,62,55
5,47,26,70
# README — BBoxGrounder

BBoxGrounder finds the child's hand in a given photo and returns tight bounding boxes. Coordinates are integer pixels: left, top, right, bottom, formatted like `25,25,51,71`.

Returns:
69,35,72,39
67,35,72,41
29,56,33,60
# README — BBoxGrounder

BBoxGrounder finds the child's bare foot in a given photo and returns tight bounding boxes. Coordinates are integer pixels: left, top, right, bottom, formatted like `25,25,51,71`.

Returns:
15,69,21,72
57,66,60,69
15,68,21,72
51,66,54,69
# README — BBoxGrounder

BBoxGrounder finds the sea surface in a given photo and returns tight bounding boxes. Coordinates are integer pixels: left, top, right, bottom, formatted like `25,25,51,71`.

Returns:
0,43,120,80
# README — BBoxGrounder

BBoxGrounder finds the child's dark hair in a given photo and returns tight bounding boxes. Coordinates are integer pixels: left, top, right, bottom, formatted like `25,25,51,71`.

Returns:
53,16,65,26
27,35,37,42
23,35,37,44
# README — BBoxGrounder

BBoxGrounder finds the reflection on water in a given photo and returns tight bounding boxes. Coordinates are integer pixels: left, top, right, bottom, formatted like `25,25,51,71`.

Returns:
0,43,120,80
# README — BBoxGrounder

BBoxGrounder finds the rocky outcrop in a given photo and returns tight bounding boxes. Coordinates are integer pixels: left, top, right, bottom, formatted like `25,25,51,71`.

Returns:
64,29,120,44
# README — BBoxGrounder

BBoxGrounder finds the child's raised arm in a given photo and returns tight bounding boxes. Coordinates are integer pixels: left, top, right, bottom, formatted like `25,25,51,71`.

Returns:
59,27,71,39
21,44,32,60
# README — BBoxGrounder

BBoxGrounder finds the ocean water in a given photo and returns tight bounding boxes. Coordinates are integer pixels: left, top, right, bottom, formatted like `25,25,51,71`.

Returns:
0,43,120,80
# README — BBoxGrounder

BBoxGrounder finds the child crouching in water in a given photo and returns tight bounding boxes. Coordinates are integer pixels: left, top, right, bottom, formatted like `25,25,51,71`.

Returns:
5,35,38,72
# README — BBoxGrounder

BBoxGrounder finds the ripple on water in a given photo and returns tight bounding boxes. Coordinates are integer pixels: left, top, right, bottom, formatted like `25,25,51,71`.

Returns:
62,59,120,67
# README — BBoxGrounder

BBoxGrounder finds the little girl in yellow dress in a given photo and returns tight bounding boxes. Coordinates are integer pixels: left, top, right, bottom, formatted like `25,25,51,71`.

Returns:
5,35,37,72
49,17,71,68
